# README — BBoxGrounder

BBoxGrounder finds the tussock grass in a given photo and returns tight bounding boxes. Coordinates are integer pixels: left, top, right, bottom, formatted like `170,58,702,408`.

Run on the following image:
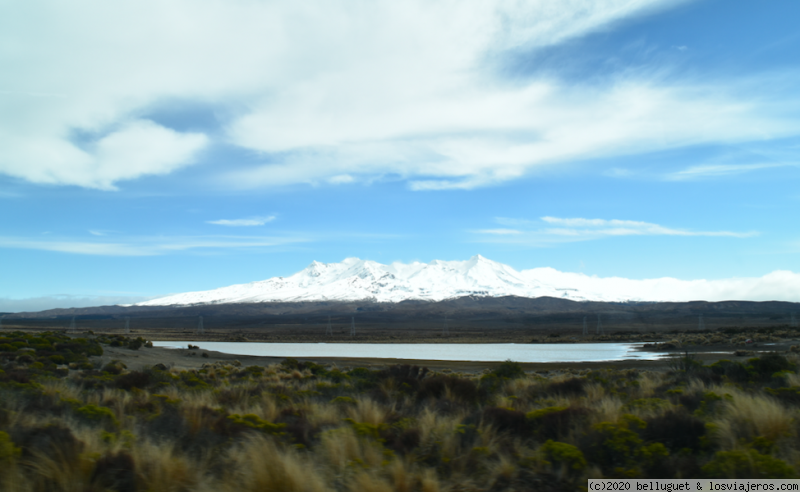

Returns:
2,330,800,489
226,435,327,492
710,390,795,448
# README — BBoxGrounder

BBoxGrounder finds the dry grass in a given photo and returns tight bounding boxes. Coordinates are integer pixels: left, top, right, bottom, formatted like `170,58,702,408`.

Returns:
590,396,624,424
710,389,795,448
3,334,800,489
224,435,327,492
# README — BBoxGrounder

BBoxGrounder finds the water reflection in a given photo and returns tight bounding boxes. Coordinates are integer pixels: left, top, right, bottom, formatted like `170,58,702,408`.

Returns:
152,341,665,363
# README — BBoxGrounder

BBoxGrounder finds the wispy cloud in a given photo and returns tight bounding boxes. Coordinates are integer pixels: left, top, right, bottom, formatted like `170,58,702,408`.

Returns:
473,216,757,244
207,215,276,227
664,163,788,180
3,0,799,191
0,234,306,256
540,216,757,238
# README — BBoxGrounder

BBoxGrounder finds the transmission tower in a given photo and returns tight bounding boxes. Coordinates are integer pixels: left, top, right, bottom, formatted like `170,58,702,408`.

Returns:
791,313,798,329
442,315,450,336
350,317,356,337
596,314,603,335
124,317,130,335
0,316,3,330
69,317,76,334
582,316,588,336
326,316,333,336
196,316,204,335
698,314,706,331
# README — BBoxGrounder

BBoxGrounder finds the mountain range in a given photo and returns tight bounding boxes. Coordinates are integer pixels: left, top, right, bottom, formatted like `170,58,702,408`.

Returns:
136,255,609,306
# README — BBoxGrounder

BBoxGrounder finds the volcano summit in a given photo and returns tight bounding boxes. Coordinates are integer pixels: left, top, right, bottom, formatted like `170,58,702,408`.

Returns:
136,255,602,306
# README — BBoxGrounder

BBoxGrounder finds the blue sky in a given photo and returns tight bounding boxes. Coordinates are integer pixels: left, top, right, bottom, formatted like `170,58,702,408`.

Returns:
1,0,800,311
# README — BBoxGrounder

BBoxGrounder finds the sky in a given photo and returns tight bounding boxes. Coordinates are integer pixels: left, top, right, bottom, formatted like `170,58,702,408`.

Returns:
1,0,800,312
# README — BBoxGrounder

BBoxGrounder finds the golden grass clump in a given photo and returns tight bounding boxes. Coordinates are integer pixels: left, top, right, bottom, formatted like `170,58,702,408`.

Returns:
2,330,800,489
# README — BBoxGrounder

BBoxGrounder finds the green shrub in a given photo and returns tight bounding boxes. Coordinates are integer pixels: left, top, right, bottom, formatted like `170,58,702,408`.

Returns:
584,414,668,476
75,404,118,426
694,391,731,418
49,355,66,365
127,337,144,350
102,361,126,375
0,431,21,462
541,440,587,470
748,353,794,381
227,414,286,435
527,406,568,420
492,360,525,379
709,360,750,383
624,398,671,413
702,449,795,478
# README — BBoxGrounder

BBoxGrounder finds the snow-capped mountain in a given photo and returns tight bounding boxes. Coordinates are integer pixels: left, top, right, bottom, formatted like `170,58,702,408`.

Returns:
137,255,611,307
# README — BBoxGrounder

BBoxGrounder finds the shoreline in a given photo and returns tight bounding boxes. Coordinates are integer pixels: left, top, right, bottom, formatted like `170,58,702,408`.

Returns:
95,341,794,374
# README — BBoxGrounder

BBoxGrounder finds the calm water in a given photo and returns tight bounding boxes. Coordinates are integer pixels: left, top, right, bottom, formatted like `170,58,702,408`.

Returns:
152,341,665,363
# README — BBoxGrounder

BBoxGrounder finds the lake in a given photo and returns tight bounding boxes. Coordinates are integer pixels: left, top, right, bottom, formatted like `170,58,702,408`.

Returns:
151,341,667,363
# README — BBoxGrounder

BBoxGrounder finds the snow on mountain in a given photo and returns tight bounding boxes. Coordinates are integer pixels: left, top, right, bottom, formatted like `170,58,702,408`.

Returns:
137,255,614,307
134,256,800,306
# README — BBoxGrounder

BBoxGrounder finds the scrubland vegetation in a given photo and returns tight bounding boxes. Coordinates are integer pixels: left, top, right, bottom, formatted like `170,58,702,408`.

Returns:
2,330,800,491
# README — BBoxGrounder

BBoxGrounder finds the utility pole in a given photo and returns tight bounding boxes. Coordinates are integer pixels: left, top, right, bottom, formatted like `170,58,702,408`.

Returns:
69,317,76,334
442,315,449,336
596,314,603,335
582,316,588,336
196,316,204,335
350,317,356,337
791,313,798,329
698,314,706,331
124,317,130,335
326,316,333,336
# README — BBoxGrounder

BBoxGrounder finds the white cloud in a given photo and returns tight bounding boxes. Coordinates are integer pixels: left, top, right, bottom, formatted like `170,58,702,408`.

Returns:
665,163,787,180
540,216,756,237
327,175,355,185
474,216,757,243
0,119,207,190
6,0,799,190
522,267,800,302
207,216,276,227
88,230,106,236
0,234,305,256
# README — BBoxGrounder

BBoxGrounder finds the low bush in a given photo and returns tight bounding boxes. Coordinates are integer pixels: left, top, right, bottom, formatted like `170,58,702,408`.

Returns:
491,359,525,379
483,407,529,436
1,338,798,488
642,409,706,452
703,449,795,478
